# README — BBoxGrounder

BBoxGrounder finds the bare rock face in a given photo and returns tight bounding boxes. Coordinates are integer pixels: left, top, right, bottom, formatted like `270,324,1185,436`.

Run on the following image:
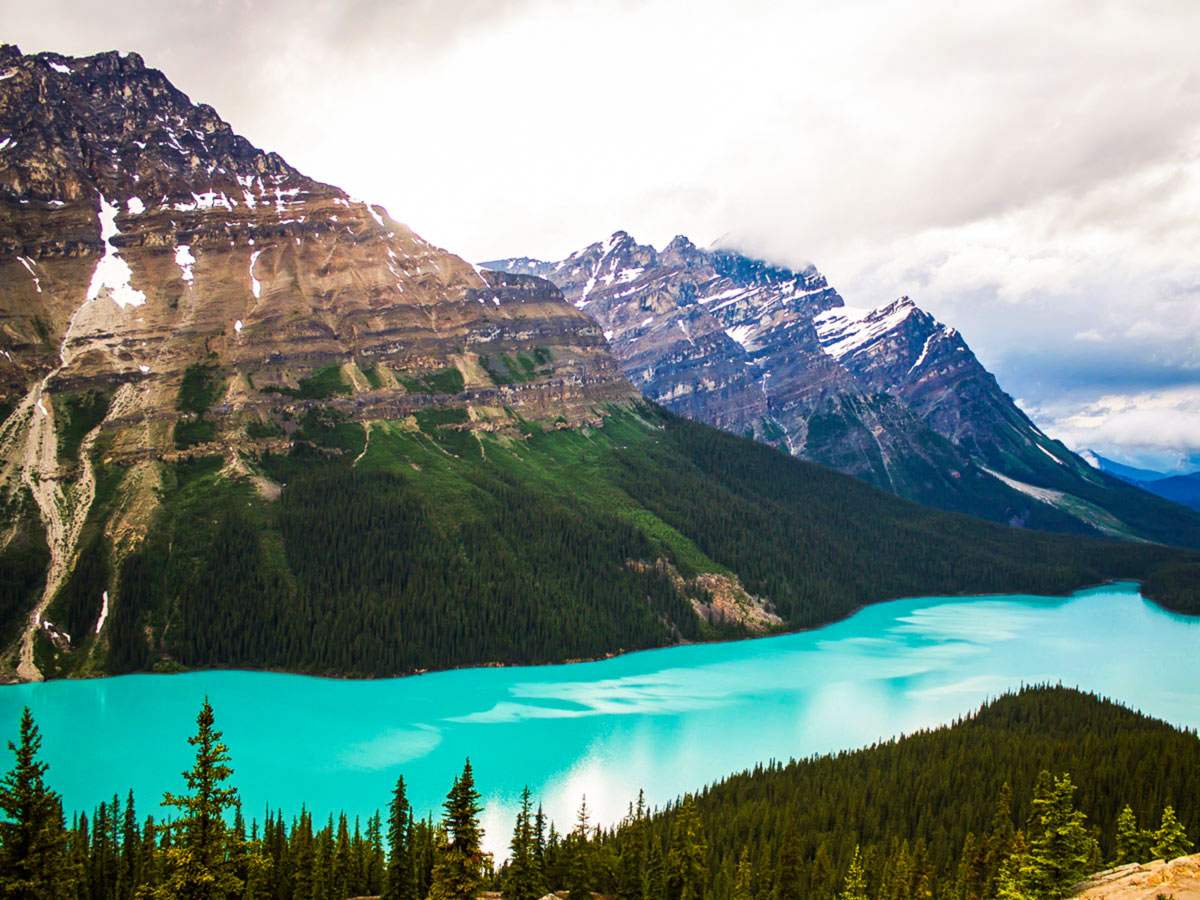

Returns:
814,298,1088,484
0,45,632,453
485,234,1200,545
485,234,1019,512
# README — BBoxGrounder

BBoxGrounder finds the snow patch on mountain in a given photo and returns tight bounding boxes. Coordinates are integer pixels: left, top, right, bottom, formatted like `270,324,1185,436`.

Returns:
814,298,916,361
86,196,147,308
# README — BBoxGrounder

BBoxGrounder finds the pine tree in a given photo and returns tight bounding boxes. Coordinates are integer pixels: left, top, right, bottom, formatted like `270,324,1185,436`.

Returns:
994,832,1030,900
382,778,416,900
505,788,544,900
428,761,487,900
616,794,646,900
566,796,592,900
984,783,1016,899
774,825,802,900
118,791,139,900
1151,806,1193,861
331,815,352,900
158,697,248,900
1113,806,1141,865
0,707,70,900
1020,773,1091,900
838,846,868,900
364,813,384,896
645,839,666,900
666,800,706,900
731,848,753,900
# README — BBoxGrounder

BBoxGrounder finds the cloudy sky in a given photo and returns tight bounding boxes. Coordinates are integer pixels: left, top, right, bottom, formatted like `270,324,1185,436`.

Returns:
10,0,1200,470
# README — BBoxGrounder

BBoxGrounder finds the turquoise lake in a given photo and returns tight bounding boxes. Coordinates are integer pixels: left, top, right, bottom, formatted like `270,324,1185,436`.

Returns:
2,582,1198,856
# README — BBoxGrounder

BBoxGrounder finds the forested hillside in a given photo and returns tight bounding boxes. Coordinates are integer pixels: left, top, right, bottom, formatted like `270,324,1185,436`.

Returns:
4,687,1196,900
32,402,1199,679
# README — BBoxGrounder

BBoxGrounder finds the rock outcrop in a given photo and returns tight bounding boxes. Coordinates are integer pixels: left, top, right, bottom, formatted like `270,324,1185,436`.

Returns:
1072,854,1200,900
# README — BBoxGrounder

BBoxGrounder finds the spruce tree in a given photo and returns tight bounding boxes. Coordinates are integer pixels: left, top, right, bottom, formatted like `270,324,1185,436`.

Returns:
1151,806,1193,861
0,707,70,900
838,846,868,900
118,791,139,900
428,761,487,900
666,800,706,900
566,796,592,900
1113,806,1141,865
775,825,802,900
731,847,753,900
364,813,384,896
331,815,352,900
158,697,248,900
505,788,544,900
994,833,1030,900
984,784,1016,898
615,794,646,900
382,777,416,900
645,839,666,900
1020,773,1091,900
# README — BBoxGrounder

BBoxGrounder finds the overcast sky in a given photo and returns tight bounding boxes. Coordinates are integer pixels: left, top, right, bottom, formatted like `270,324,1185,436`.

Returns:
9,0,1200,470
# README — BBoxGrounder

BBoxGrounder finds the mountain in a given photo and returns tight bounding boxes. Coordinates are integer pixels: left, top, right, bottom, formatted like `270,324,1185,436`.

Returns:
484,234,1200,547
1,46,1197,683
1079,452,1200,511
1141,471,1200,512
1079,451,1169,485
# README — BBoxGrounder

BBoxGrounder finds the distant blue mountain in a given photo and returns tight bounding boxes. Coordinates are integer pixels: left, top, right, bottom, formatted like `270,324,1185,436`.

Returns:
1143,472,1200,512
1080,450,1169,484
1080,450,1200,512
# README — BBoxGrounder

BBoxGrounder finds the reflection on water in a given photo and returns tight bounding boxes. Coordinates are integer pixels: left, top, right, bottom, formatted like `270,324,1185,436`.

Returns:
1,583,1196,858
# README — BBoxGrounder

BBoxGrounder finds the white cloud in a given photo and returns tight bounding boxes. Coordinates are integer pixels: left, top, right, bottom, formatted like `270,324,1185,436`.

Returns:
1040,386,1200,468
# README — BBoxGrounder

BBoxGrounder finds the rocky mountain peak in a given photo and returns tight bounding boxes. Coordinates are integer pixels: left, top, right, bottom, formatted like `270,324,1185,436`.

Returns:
487,233,1200,542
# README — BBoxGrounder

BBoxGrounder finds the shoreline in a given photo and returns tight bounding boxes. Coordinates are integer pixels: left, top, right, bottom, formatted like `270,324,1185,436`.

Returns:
0,577,1157,689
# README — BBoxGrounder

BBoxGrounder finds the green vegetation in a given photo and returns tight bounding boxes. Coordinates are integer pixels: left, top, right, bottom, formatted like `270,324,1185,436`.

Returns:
0,496,48,647
177,360,222,415
425,368,465,394
54,391,110,462
0,708,68,900
362,363,386,390
398,368,466,394
597,686,1200,900
4,688,1197,900
68,402,1200,677
1141,562,1200,614
176,360,223,449
173,417,216,449
261,365,352,400
245,420,285,440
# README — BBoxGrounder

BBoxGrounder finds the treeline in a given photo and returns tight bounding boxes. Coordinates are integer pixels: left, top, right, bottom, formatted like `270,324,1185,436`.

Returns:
39,403,1200,678
2,687,1197,900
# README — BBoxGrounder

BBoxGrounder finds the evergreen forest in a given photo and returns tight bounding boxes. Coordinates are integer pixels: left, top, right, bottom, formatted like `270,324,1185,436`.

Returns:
1,686,1196,900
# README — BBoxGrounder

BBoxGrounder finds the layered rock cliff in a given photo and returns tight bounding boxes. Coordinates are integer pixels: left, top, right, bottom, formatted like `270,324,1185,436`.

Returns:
0,45,634,680
485,234,1200,546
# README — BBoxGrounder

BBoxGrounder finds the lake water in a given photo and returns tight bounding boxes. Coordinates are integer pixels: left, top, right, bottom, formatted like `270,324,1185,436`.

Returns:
2,582,1198,856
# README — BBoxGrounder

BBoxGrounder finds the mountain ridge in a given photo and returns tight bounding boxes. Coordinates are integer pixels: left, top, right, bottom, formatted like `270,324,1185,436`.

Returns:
484,233,1200,547
2,46,1198,683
